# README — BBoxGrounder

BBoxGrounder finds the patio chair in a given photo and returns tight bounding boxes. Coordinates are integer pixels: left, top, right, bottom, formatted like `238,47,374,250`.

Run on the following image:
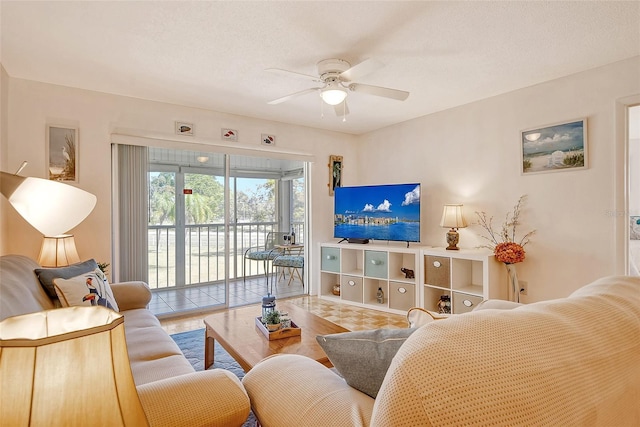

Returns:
272,251,304,288
243,231,288,287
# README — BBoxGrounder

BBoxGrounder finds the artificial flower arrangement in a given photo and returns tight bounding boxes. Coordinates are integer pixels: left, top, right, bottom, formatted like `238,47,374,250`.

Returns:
475,195,535,264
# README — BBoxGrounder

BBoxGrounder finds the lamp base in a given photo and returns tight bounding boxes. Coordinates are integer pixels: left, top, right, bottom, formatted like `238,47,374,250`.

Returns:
445,229,460,250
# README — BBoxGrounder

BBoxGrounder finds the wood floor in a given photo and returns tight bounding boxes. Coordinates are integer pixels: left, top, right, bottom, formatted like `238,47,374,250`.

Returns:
160,295,408,334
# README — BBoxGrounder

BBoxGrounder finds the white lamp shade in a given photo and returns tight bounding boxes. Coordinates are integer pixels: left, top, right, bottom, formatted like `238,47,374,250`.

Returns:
1,172,97,236
320,82,347,106
0,306,149,426
38,234,81,267
440,204,468,229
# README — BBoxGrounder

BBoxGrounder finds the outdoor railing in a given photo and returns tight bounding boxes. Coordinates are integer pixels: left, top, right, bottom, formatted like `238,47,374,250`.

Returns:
148,221,304,289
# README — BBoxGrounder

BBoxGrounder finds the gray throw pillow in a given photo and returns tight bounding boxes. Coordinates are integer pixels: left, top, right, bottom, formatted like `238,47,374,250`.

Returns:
316,328,416,398
34,259,99,299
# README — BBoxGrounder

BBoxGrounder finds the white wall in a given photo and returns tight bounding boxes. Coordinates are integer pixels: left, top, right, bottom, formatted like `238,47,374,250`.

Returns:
356,56,640,301
2,77,358,290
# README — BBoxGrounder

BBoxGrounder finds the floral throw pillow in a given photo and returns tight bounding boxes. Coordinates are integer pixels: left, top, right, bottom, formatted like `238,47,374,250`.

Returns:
53,268,119,312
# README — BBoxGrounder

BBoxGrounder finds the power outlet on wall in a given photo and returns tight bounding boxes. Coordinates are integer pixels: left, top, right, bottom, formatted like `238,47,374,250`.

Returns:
519,280,528,296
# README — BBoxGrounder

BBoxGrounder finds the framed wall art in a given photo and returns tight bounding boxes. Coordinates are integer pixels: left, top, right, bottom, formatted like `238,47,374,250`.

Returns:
221,128,238,141
329,155,343,196
47,125,78,182
175,121,194,135
261,134,276,146
521,118,587,175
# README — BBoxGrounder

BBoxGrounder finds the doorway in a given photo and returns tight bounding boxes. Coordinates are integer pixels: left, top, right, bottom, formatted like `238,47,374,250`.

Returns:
146,148,307,316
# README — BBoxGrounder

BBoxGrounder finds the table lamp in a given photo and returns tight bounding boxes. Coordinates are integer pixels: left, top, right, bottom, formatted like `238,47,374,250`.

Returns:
0,306,149,426
440,204,467,250
1,168,96,266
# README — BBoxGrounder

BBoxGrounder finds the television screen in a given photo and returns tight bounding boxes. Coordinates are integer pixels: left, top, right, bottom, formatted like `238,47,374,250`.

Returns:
334,183,421,243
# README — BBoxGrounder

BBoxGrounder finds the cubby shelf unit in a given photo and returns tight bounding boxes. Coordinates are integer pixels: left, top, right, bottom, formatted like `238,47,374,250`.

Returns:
318,243,422,315
421,247,508,314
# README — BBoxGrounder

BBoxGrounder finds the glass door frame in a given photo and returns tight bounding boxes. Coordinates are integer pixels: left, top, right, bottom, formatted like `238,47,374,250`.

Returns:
148,152,308,309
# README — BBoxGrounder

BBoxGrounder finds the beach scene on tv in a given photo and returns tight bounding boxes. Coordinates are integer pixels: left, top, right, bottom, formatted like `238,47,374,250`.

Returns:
522,120,585,173
334,183,421,242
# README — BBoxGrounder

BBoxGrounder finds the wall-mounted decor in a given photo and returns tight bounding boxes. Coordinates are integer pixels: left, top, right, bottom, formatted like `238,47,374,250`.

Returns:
261,134,276,146
221,128,238,141
175,121,194,136
521,118,587,174
47,125,78,182
631,216,640,240
328,155,343,196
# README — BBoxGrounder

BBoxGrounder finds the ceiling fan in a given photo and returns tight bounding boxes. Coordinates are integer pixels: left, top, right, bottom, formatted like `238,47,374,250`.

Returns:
265,58,409,116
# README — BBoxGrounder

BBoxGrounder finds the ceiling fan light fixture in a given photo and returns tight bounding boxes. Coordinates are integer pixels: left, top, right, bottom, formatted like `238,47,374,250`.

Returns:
320,83,347,106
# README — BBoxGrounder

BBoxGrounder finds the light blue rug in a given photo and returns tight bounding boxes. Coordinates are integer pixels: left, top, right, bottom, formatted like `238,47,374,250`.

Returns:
171,328,256,426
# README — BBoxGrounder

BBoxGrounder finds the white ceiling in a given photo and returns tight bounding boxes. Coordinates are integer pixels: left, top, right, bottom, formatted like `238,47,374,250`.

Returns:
1,1,639,135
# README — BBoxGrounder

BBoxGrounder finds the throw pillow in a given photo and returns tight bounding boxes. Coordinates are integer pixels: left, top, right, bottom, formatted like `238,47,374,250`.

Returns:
54,268,119,312
316,328,415,398
473,299,522,311
35,259,99,299
406,306,450,328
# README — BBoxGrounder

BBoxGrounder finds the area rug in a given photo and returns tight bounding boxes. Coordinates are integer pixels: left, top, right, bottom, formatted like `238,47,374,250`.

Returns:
171,328,256,426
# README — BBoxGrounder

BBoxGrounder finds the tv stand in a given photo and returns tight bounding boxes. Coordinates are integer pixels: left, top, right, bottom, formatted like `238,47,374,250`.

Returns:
319,243,508,315
319,242,421,314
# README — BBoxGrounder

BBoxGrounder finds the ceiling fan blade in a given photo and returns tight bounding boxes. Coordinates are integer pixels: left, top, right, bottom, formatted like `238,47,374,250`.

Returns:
340,58,384,82
348,83,409,101
267,87,320,105
265,68,321,82
334,100,350,117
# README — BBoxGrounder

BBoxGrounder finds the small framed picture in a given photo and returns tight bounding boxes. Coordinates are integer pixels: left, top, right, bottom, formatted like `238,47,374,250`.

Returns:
521,118,587,174
631,216,640,240
221,128,238,141
328,155,343,196
176,121,194,136
261,134,276,146
47,125,78,182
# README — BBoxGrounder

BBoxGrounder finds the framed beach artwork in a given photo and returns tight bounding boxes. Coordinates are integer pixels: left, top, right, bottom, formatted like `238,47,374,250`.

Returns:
521,118,587,175
47,125,78,182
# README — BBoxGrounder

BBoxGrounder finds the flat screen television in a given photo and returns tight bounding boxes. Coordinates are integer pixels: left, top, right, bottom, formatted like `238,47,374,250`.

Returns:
334,183,421,244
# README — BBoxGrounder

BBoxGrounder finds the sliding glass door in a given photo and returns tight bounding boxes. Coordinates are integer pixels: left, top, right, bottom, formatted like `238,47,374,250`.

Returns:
145,148,306,313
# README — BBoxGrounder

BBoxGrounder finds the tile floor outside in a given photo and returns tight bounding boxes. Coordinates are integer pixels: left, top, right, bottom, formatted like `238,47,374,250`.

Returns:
150,273,305,317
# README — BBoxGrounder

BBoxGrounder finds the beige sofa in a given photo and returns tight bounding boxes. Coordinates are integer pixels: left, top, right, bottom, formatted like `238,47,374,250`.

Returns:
243,276,640,426
0,254,250,427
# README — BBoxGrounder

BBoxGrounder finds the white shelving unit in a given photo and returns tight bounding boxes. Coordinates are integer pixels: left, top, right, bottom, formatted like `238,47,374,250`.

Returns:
421,247,507,314
319,243,422,314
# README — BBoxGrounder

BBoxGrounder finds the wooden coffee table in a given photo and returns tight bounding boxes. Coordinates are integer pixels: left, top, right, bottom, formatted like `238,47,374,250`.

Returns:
204,301,348,372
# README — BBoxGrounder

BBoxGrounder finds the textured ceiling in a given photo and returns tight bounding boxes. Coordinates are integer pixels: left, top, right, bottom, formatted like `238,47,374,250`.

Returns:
1,1,639,135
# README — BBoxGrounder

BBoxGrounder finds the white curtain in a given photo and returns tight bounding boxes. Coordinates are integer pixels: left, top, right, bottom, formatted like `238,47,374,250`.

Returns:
112,144,149,282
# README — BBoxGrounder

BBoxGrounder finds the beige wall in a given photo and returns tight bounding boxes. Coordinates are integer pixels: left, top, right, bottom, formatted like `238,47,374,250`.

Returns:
2,57,639,302
356,56,640,301
1,78,358,283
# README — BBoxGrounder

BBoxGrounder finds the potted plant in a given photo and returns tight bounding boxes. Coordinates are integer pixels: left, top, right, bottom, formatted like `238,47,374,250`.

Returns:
263,310,281,332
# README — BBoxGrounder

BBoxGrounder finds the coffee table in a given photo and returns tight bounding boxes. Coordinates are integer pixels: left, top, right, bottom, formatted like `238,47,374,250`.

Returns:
204,302,348,372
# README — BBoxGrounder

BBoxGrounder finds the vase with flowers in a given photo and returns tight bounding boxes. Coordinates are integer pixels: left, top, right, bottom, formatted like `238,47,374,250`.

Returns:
475,195,535,302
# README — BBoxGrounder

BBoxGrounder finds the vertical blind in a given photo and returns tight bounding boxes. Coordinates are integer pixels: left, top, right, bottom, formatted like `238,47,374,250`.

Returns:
113,144,149,282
